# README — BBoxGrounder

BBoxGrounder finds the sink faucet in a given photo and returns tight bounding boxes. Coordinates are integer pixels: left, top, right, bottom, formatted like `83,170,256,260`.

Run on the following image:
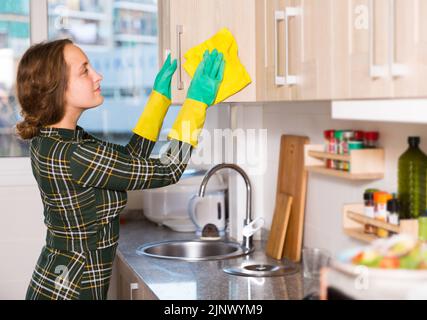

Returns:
198,163,255,252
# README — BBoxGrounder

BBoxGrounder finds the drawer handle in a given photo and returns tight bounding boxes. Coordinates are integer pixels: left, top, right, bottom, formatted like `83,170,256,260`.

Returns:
274,10,286,86
176,25,184,90
368,0,388,78
285,7,299,85
130,282,139,300
389,0,407,77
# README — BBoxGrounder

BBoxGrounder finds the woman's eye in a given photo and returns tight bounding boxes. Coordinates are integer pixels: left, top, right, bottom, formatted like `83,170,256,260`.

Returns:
83,69,89,75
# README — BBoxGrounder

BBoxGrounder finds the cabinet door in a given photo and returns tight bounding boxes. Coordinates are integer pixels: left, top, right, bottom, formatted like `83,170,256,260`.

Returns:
393,0,427,98
117,256,144,300
295,0,334,100
264,0,296,100
333,0,394,99
164,0,263,104
168,0,217,103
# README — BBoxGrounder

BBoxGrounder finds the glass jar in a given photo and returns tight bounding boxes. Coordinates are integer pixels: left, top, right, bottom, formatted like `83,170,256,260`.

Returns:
323,130,336,169
334,130,344,170
363,191,376,234
364,131,379,148
374,192,392,238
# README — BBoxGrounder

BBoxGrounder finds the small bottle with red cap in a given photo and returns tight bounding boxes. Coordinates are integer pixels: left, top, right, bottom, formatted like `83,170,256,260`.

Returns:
364,131,379,148
323,130,336,169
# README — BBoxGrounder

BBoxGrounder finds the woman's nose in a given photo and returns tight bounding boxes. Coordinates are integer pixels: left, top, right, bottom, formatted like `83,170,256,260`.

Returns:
93,70,103,82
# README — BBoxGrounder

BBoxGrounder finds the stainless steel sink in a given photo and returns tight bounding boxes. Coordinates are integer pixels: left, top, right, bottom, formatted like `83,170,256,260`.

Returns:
136,239,252,261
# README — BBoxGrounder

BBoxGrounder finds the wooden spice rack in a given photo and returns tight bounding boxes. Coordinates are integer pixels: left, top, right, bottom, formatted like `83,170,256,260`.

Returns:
343,203,418,243
304,145,385,180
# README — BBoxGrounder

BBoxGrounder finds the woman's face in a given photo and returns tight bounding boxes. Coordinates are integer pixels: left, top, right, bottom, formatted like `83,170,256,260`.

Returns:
64,44,103,110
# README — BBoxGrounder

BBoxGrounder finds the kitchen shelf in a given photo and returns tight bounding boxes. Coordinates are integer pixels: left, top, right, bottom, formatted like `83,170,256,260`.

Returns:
343,203,418,243
304,144,385,180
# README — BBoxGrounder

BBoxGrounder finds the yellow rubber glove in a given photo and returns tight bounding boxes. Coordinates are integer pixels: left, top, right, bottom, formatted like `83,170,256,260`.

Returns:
133,54,177,141
168,50,225,147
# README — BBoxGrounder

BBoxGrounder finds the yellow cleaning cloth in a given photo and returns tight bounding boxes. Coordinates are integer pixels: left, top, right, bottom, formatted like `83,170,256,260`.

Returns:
183,28,252,105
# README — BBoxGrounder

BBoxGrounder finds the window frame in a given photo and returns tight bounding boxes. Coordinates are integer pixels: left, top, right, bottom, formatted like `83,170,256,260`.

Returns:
0,0,47,186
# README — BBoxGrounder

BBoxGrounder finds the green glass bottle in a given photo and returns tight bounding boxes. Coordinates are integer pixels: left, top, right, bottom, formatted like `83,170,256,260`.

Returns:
398,137,427,219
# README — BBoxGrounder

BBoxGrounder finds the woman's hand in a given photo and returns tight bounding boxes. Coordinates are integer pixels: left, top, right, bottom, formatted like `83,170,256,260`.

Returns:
186,49,225,106
153,53,177,100
132,53,176,141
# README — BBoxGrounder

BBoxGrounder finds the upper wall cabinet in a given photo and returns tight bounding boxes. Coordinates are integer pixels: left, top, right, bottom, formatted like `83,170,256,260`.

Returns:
264,0,297,101
158,0,427,104
333,0,427,100
294,0,335,100
158,0,336,103
333,0,393,99
393,0,427,98
158,0,267,104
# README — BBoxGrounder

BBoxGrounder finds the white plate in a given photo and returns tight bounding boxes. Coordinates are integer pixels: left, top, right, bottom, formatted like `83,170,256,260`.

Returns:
332,247,427,280
162,219,197,232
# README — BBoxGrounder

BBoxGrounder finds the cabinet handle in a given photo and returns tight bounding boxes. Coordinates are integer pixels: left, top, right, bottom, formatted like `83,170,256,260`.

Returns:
285,7,298,85
368,0,388,78
274,10,286,86
130,282,139,300
176,25,184,90
389,0,406,77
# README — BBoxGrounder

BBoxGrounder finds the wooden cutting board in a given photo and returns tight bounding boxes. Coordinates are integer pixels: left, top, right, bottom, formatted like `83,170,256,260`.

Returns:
277,135,309,262
265,192,293,260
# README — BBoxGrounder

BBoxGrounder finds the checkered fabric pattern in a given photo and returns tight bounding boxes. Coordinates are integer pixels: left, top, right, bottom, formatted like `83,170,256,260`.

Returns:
26,126,192,299
26,244,117,300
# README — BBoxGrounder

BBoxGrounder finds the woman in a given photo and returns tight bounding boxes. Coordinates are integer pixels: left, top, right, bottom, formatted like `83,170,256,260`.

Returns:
16,39,224,300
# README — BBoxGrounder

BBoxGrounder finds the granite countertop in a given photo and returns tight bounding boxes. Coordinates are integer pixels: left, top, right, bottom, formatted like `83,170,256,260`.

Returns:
117,210,318,300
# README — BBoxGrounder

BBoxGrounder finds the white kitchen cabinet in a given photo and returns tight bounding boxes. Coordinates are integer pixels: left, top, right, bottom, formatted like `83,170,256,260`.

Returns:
158,0,267,104
115,252,157,300
294,0,334,100
264,0,296,101
333,0,394,99
159,0,427,103
392,0,427,98
333,0,427,100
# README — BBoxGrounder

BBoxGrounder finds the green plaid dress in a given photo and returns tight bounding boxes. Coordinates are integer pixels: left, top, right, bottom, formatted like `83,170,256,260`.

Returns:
26,126,192,300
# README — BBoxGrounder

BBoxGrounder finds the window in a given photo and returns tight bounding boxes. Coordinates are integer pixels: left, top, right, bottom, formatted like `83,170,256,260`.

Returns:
48,0,174,153
0,0,30,157
1,0,176,160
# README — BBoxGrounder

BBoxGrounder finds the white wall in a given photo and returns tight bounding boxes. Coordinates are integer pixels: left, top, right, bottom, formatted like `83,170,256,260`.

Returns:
261,101,427,256
0,185,45,299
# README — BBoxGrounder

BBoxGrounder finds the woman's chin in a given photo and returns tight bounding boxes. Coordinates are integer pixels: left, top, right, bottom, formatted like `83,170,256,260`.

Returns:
92,96,104,108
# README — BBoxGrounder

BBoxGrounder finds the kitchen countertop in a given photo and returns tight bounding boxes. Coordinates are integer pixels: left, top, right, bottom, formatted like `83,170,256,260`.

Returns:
117,210,319,300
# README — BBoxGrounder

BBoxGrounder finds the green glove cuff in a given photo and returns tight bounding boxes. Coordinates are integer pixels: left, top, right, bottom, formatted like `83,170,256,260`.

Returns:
167,98,208,147
132,90,171,141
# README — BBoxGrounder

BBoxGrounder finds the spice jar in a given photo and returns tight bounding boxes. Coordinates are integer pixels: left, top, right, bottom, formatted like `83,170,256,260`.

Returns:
363,191,376,234
353,130,364,142
374,192,392,238
342,131,354,171
343,131,354,154
334,130,344,170
364,131,379,148
323,130,336,169
387,196,400,226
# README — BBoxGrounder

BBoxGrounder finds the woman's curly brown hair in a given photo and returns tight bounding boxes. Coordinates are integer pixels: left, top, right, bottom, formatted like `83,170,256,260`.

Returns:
16,39,73,140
